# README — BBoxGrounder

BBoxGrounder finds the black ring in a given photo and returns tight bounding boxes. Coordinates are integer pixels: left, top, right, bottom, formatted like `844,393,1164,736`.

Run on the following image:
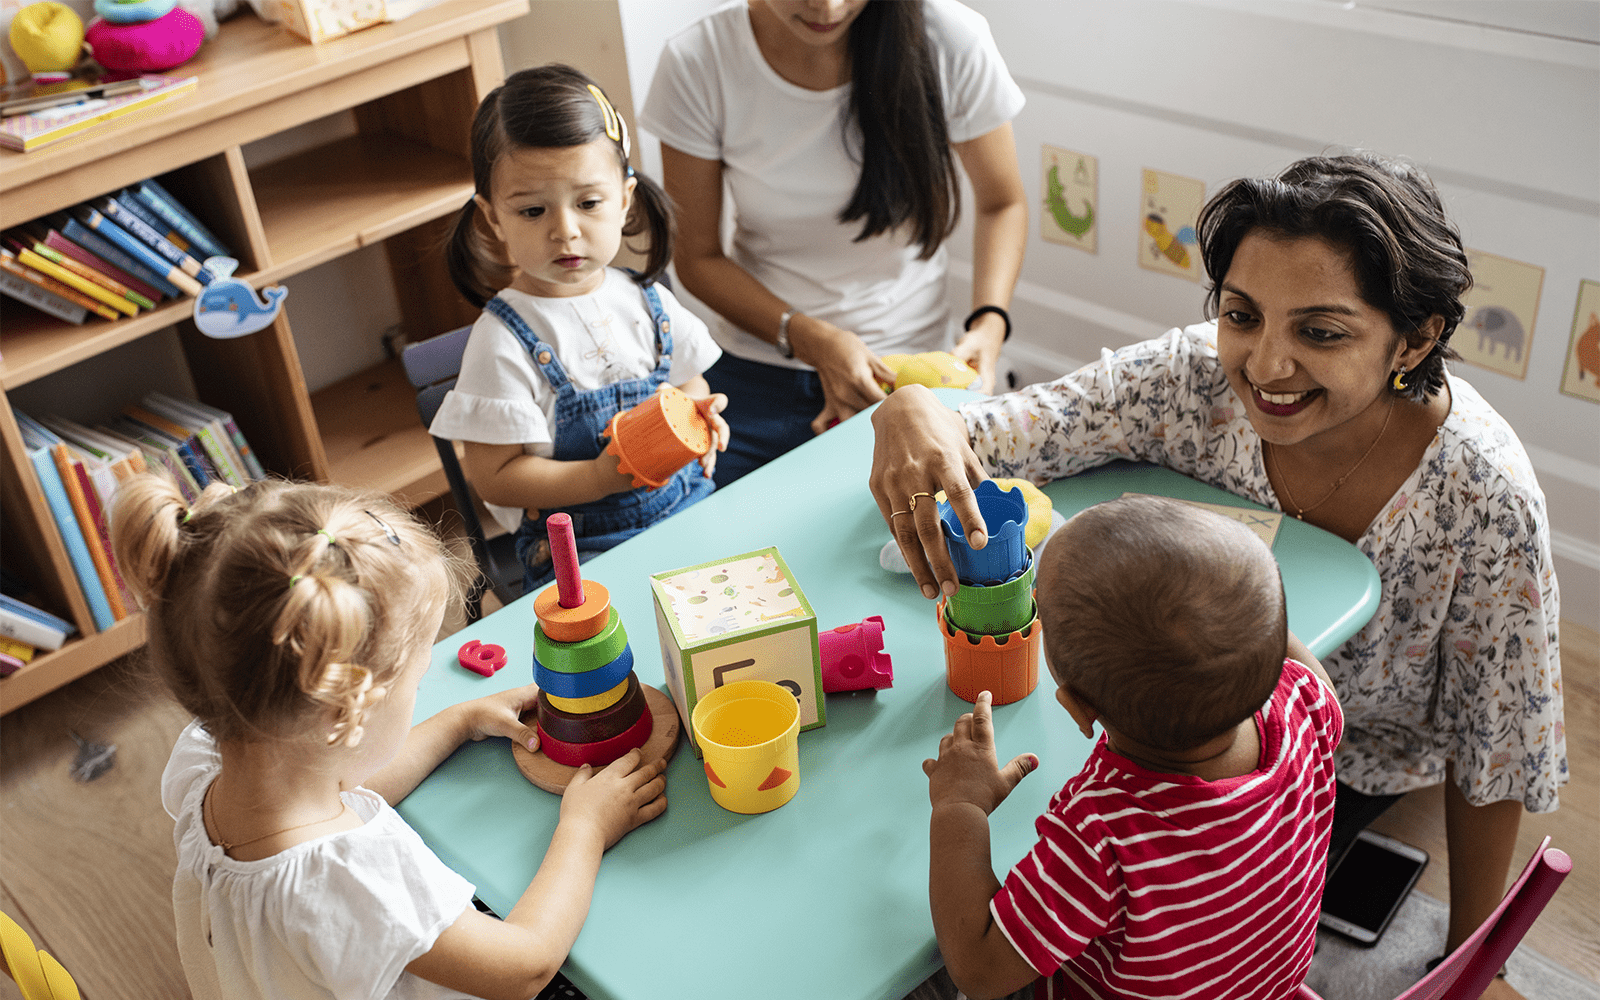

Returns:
964,305,1011,342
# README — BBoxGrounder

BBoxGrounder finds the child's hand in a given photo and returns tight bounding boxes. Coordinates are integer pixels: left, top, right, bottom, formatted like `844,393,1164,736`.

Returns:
694,393,729,479
560,749,669,850
922,691,1038,815
457,683,543,754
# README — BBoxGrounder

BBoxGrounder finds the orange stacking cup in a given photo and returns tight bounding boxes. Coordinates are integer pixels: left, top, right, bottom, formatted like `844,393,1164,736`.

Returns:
936,597,1041,706
605,384,712,489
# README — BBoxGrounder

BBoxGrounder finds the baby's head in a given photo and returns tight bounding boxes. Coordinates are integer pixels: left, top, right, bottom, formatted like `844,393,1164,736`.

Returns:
1036,495,1286,753
112,477,464,748
448,63,673,305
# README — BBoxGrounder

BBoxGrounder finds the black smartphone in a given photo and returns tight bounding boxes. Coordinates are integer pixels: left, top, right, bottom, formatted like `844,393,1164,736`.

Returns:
1319,830,1429,945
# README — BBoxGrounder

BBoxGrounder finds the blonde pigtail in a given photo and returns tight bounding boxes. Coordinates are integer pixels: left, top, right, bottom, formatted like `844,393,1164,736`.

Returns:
110,474,227,606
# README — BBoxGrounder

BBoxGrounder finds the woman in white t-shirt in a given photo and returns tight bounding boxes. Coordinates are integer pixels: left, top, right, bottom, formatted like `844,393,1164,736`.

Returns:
641,0,1027,486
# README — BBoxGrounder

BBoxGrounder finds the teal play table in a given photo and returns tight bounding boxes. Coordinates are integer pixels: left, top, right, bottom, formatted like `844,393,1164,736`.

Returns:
399,390,1380,1000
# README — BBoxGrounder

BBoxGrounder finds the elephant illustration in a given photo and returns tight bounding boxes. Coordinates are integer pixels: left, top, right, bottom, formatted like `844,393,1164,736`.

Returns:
1468,305,1525,362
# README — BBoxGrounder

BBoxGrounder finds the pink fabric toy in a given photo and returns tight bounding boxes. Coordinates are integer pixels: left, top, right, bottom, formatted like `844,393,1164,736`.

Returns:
85,6,203,74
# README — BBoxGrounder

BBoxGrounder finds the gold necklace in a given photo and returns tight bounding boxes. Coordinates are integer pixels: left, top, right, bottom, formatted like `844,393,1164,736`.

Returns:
1266,397,1395,520
205,778,348,852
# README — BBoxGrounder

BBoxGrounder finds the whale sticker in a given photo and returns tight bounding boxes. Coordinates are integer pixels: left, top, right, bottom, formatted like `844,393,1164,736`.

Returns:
193,257,287,339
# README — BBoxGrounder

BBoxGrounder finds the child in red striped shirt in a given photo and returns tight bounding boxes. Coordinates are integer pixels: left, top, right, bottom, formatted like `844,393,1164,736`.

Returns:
923,495,1343,1000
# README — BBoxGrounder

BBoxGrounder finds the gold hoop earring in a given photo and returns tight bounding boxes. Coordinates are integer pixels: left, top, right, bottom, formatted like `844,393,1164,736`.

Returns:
1391,367,1409,392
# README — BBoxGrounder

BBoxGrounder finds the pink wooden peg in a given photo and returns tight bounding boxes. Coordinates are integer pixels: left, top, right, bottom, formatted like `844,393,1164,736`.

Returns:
547,512,584,609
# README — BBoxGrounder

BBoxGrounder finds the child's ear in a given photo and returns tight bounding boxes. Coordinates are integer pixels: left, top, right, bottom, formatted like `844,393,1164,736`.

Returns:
474,194,506,243
621,173,637,215
1056,686,1098,740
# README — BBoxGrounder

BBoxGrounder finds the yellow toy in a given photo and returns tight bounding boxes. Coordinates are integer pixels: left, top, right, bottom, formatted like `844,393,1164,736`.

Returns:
8,2,85,82
879,351,981,392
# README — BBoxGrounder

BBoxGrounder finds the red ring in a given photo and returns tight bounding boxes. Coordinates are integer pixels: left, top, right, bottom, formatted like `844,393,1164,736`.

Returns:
536,706,654,767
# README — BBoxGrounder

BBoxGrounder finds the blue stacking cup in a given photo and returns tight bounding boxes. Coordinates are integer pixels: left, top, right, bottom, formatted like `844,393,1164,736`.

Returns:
939,479,1029,585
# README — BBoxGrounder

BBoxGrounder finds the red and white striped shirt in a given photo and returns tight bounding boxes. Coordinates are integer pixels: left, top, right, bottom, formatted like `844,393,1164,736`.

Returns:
991,658,1343,1000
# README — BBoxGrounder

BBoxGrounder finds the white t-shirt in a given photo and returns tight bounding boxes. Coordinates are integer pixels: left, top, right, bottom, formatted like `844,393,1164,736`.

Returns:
429,268,722,531
161,722,477,1000
640,0,1025,368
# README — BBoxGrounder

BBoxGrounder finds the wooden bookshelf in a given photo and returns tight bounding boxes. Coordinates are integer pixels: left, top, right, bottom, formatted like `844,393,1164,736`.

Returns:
0,2,526,713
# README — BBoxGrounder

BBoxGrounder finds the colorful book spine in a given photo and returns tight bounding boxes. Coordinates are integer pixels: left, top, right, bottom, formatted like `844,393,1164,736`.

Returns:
17,247,139,316
0,250,115,320
27,243,155,310
129,178,229,260
43,228,164,302
122,407,215,487
179,398,265,479
0,636,36,662
15,416,116,631
69,206,202,296
0,606,66,651
51,444,129,621
143,393,248,487
92,196,210,284
57,216,181,298
0,263,88,323
110,187,192,254
110,420,199,502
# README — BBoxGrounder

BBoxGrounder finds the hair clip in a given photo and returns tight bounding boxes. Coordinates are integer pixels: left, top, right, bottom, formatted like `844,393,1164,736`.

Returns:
316,528,339,546
364,509,402,546
586,84,622,145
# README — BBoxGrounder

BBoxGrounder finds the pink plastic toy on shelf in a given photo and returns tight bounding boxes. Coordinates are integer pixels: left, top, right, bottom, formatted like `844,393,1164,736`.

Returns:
819,616,893,693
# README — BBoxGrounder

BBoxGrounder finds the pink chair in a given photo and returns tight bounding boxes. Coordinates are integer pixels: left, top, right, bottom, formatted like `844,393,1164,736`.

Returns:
1298,836,1571,1000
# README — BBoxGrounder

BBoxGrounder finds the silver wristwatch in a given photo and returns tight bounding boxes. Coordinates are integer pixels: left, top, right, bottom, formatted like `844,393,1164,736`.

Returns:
776,308,797,359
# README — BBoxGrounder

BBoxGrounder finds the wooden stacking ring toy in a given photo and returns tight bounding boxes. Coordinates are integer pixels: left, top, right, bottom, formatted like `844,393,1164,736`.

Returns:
533,578,611,642
515,510,681,793
534,644,636,700
546,676,631,714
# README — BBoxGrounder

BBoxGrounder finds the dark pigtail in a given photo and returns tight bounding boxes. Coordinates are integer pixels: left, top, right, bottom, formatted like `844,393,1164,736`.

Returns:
840,0,958,259
624,169,674,287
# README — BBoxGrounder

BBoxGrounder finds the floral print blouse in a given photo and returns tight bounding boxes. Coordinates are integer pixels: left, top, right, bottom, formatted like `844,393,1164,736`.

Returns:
963,324,1565,811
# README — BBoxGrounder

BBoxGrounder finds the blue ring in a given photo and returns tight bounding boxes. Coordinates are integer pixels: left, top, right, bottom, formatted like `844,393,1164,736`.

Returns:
94,0,179,23
533,644,635,698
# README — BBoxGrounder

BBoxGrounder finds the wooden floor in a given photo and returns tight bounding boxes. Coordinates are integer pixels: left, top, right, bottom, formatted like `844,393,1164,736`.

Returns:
1,572,1594,998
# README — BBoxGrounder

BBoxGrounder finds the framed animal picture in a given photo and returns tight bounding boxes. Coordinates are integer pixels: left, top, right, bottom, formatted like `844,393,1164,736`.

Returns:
1559,279,1600,404
1457,249,1544,381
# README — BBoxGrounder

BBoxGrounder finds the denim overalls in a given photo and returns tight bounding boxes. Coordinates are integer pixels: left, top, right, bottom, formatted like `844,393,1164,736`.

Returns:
485,285,715,594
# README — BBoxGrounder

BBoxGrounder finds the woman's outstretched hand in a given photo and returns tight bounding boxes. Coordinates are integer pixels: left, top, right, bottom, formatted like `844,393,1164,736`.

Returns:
868,385,989,599
789,313,896,435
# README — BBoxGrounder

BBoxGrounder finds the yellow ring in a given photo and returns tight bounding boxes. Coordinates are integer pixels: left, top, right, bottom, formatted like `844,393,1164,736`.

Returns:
908,491,936,512
889,509,911,520
545,676,631,714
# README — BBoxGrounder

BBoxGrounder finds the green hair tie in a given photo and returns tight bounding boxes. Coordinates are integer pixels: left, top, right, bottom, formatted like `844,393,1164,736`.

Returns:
316,528,338,546
288,575,303,590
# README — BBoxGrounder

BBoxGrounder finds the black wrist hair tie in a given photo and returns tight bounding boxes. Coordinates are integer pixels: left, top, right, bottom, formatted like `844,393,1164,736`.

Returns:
964,305,1011,342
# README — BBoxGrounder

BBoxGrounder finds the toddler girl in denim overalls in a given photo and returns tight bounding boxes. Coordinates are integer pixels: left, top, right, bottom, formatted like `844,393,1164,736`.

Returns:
430,65,728,592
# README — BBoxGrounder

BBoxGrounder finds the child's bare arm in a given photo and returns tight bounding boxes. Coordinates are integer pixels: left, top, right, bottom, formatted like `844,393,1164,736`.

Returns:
406,750,668,1000
462,441,636,512
924,692,1041,999
1286,629,1337,698
366,683,542,806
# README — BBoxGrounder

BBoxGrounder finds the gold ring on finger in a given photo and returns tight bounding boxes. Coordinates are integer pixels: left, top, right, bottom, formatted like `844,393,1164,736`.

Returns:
908,491,936,512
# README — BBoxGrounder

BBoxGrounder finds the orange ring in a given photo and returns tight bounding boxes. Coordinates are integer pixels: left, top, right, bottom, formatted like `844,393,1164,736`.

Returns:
533,579,611,643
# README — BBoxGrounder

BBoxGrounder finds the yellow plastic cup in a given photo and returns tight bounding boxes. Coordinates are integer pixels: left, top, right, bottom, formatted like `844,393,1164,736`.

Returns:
691,680,801,814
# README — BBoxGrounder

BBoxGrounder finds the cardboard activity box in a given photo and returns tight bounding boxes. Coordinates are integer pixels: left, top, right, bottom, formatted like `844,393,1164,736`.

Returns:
651,547,823,754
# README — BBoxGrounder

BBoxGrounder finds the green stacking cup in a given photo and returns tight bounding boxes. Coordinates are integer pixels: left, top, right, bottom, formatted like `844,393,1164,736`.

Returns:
946,557,1035,635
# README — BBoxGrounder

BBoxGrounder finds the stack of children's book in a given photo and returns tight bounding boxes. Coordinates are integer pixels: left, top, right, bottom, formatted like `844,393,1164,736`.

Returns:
0,595,74,675
13,393,265,635
0,73,197,152
0,176,230,325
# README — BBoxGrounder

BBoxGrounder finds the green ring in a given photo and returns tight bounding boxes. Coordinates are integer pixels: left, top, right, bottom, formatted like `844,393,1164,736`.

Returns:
534,608,629,673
